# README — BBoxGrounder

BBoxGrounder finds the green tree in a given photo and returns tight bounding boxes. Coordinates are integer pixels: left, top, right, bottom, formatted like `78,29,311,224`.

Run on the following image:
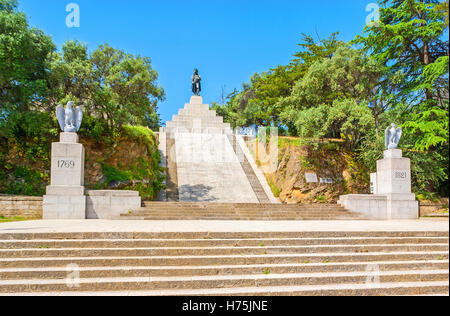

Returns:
291,32,344,71
279,47,383,134
355,0,449,196
215,33,345,131
48,41,165,132
0,0,55,112
294,99,375,150
354,0,448,104
435,0,449,26
280,47,383,109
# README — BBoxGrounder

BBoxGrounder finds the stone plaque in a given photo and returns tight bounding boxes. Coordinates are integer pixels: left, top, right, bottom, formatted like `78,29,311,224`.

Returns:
305,173,318,183
370,173,377,194
320,178,333,184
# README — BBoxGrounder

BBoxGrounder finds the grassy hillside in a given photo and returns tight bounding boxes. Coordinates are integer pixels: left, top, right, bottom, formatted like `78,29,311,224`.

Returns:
0,125,164,201
249,137,369,204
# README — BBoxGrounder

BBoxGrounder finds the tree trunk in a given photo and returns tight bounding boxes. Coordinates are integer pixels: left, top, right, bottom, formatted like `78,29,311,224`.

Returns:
423,40,433,100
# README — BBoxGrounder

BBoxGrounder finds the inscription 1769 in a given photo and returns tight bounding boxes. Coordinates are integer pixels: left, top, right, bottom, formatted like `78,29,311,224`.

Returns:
57,160,75,169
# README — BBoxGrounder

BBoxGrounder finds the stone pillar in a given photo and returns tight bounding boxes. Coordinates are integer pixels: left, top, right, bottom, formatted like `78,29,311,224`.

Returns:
376,149,418,219
43,133,86,219
338,149,419,219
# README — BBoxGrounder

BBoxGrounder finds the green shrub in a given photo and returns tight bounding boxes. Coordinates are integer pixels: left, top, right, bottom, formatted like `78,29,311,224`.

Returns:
315,195,326,203
268,180,281,197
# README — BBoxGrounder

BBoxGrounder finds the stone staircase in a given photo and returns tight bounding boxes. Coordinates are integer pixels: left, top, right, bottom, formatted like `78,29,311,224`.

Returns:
121,202,365,220
165,137,179,202
227,135,271,203
0,231,447,296
165,96,232,135
161,96,277,204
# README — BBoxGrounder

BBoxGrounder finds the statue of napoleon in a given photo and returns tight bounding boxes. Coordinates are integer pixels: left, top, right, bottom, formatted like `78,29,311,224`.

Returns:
191,69,201,96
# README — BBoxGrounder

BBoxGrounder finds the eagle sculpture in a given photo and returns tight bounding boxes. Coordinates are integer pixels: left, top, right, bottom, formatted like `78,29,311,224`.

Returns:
56,101,83,133
385,123,402,150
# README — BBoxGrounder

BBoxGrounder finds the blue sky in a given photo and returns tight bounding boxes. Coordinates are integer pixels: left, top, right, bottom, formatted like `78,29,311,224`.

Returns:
19,0,375,124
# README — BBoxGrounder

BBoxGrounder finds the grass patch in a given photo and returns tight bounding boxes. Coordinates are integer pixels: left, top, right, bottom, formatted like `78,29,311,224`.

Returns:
315,195,326,203
268,179,281,198
0,216,34,223
89,125,165,201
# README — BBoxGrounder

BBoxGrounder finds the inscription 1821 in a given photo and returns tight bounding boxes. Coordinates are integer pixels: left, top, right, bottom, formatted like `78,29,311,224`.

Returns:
394,171,408,180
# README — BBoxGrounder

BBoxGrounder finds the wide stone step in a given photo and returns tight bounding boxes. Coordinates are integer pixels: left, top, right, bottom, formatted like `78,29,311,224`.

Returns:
1,260,447,280
0,252,447,268
178,109,217,116
138,205,348,210
182,104,210,112
142,202,343,208
121,216,364,221
125,201,364,220
139,206,351,212
121,217,362,221
0,231,447,240
122,218,361,221
129,212,357,217
137,207,350,212
127,210,356,215
1,244,447,259
0,270,447,293
1,237,447,249
122,213,360,218
3,281,447,296
172,115,224,123
135,211,352,216
166,121,231,129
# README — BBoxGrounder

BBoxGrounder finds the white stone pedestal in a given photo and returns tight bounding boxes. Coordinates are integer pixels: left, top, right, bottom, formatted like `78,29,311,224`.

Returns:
86,190,141,219
43,133,86,219
339,149,419,219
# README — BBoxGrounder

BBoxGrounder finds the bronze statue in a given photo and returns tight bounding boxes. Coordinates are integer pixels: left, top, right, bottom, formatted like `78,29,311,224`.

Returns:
191,69,201,96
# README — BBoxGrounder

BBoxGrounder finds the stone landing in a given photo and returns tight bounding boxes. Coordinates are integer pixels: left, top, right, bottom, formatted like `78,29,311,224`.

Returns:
159,96,276,203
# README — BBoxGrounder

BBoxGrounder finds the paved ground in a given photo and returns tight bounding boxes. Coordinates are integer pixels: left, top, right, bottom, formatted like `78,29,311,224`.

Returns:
0,219,448,233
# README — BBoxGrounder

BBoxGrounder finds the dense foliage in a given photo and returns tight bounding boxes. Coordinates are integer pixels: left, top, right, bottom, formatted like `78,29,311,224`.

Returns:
0,0,165,197
213,0,449,197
